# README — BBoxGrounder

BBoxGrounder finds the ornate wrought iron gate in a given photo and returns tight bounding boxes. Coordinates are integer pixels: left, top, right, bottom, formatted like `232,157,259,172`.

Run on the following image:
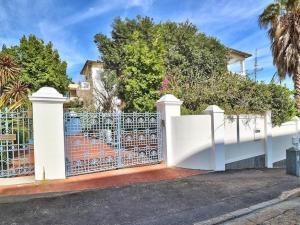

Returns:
0,109,34,177
64,111,162,176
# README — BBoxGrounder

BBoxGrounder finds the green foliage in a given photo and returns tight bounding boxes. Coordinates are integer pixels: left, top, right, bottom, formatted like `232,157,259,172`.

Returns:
67,98,83,109
94,16,227,112
95,16,295,125
95,17,165,112
159,21,228,85
268,83,297,126
179,73,296,126
121,31,165,112
1,35,70,94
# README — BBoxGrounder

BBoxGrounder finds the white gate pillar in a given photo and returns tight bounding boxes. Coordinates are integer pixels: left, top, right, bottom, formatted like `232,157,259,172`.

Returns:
29,87,66,180
203,105,225,171
156,94,182,166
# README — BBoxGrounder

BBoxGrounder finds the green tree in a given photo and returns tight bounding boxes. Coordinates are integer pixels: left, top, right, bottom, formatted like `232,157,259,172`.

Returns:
1,35,70,94
259,0,300,110
94,16,227,112
95,17,165,112
121,31,165,112
159,21,228,86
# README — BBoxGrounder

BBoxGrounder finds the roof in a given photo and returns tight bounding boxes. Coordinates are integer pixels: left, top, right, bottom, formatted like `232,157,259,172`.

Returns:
80,60,104,76
68,83,79,90
229,48,252,58
228,48,252,64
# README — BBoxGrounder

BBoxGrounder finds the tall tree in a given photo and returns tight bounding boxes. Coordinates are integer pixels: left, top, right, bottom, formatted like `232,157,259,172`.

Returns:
1,35,70,94
259,0,300,110
95,17,165,112
94,16,228,112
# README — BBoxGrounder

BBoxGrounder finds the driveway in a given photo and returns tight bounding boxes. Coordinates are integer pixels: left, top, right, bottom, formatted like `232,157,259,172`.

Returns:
0,169,299,225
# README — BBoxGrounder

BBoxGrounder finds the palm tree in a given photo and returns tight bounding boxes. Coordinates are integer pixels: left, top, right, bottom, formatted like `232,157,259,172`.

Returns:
0,54,19,87
259,0,300,110
0,54,28,110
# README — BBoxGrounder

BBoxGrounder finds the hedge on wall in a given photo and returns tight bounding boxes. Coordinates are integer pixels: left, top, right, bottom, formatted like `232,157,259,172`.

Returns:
177,73,296,126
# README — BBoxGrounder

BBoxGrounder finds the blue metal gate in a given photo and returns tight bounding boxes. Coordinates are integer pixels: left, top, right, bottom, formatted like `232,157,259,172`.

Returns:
64,111,162,176
0,109,34,177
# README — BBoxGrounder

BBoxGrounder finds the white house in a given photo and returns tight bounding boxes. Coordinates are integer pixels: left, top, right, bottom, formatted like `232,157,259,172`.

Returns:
79,60,120,111
80,60,104,93
68,49,251,108
228,48,252,76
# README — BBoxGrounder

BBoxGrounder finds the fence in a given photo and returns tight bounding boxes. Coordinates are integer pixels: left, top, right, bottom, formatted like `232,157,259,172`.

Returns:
64,111,162,176
0,109,34,177
0,87,296,182
27,87,164,180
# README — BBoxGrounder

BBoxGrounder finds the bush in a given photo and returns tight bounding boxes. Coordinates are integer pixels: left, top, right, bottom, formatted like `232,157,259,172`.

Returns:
178,73,296,126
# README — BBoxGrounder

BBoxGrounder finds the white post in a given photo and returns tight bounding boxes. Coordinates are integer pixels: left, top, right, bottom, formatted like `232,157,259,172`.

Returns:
264,111,273,168
156,94,182,166
29,87,67,180
203,105,225,171
293,116,300,137
240,60,246,76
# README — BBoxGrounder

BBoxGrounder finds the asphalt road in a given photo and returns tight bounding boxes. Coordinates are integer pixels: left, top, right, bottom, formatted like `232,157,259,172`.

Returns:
0,169,299,225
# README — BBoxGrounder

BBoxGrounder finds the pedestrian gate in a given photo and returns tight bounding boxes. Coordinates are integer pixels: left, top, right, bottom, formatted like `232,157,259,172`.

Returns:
64,112,162,176
0,109,34,177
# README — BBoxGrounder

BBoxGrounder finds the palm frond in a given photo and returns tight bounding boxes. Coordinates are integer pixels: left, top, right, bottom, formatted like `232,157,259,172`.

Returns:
0,55,20,87
259,3,281,28
1,81,29,110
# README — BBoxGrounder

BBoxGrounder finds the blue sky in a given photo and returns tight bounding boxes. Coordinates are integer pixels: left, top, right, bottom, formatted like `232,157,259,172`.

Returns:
0,0,293,88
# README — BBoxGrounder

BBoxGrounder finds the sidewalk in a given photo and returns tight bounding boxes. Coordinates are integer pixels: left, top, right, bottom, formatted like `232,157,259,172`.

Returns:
222,197,300,225
0,164,206,197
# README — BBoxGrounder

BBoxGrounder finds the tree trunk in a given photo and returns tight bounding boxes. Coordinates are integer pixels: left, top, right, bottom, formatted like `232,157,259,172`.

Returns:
294,71,300,111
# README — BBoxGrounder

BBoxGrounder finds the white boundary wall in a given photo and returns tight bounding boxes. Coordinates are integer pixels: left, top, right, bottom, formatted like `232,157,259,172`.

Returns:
26,91,300,181
170,115,213,170
224,115,265,164
272,119,299,164
157,94,299,171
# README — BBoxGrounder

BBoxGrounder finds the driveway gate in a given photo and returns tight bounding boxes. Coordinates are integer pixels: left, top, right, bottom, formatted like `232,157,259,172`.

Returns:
0,109,34,177
64,111,162,176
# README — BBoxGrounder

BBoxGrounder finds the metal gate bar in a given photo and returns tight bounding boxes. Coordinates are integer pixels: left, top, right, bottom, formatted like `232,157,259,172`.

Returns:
0,109,34,178
64,111,162,176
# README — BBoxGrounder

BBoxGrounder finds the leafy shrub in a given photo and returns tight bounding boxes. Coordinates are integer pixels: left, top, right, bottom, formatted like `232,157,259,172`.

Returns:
178,73,296,126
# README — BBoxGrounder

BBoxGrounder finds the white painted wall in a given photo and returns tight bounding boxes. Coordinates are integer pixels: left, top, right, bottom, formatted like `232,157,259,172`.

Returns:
272,120,297,163
170,115,213,170
224,115,265,164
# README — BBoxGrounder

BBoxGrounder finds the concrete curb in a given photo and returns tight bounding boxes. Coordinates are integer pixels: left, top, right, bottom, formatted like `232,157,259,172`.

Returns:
194,188,300,225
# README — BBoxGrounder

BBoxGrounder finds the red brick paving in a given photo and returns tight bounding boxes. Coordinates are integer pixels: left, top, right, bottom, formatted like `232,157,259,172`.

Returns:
0,164,208,197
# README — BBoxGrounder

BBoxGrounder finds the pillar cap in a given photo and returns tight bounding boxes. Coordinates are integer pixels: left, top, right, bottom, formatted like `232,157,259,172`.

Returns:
29,87,67,103
203,105,224,113
156,94,183,106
